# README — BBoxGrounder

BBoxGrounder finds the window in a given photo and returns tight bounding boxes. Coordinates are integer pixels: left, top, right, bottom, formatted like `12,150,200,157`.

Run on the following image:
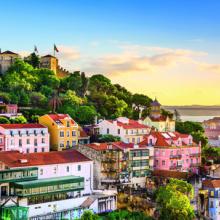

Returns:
67,121,70,127
67,131,70,137
34,139,37,146
26,148,30,153
107,128,109,134
60,131,64,137
42,138,45,144
11,139,14,145
162,150,165,156
126,130,128,135
132,138,135,143
149,139,153,146
77,165,81,171
210,201,214,208
66,166,70,172
40,169,43,175
137,137,140,143
67,141,70,148
42,147,45,152
118,129,120,135
162,160,166,166
19,139,22,147
0,138,2,144
170,150,173,156
26,139,30,144
53,167,57,174
156,160,159,166
72,141,76,146
60,141,64,148
72,130,76,136
34,148,37,153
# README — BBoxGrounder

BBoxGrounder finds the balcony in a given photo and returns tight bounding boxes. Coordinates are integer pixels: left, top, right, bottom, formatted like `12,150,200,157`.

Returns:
11,176,84,197
190,153,200,157
0,167,38,183
170,155,182,159
190,163,201,167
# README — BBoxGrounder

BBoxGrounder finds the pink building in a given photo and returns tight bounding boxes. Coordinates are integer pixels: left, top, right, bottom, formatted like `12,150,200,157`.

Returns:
0,124,50,153
140,131,201,174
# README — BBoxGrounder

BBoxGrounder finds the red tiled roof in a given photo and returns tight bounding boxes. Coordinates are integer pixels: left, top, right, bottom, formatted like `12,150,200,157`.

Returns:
0,124,46,129
48,114,70,121
152,170,191,179
140,131,194,147
86,141,145,151
203,179,220,188
79,127,89,139
86,143,119,151
0,150,91,168
108,119,149,129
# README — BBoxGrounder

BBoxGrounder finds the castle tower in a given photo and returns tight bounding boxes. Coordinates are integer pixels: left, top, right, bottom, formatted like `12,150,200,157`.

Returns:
150,98,161,119
0,51,19,74
40,55,58,75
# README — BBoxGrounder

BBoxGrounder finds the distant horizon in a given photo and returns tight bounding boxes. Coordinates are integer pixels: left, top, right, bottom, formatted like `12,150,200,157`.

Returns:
1,0,220,105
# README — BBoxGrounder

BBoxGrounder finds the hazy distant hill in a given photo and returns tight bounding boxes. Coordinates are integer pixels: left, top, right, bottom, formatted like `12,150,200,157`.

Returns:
163,106,220,116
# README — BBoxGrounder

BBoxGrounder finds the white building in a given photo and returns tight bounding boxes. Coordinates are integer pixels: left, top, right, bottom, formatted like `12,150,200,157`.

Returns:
0,150,117,219
98,117,150,144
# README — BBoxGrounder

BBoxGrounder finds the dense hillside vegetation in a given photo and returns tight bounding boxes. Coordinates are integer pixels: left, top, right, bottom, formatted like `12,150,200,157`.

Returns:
0,57,155,124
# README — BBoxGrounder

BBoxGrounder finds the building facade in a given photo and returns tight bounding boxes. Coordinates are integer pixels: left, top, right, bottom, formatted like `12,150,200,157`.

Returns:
0,150,117,220
77,142,154,189
0,124,50,153
98,117,150,144
200,179,220,220
140,131,201,173
140,99,175,132
39,114,79,151
0,50,19,74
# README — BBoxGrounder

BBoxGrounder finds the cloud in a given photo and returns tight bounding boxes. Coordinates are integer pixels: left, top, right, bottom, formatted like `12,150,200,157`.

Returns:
198,63,220,74
57,45,80,61
82,44,207,76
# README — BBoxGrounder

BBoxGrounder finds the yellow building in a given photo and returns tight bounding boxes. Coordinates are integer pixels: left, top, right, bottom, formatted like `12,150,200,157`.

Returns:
40,55,58,75
141,99,175,132
40,55,70,78
39,114,79,151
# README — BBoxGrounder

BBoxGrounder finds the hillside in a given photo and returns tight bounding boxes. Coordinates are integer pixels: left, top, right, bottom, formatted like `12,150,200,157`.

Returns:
0,57,164,125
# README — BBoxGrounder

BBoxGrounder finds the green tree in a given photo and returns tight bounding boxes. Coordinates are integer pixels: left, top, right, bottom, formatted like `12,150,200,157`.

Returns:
24,52,40,68
156,178,195,220
0,117,10,124
10,116,27,124
30,92,47,108
75,106,97,125
97,134,121,143
80,210,99,220
62,90,83,106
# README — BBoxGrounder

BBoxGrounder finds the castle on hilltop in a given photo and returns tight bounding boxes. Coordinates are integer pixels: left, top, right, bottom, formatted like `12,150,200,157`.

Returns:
0,50,70,78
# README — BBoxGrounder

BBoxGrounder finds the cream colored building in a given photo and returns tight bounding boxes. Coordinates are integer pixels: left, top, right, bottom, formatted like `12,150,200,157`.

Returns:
140,99,175,132
0,50,19,74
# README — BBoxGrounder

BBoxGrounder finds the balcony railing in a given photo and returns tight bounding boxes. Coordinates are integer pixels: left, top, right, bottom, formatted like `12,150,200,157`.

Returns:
0,167,38,183
170,155,182,159
190,153,200,157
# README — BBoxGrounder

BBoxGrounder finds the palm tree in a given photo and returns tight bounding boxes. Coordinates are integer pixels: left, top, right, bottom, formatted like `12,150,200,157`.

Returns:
49,91,62,113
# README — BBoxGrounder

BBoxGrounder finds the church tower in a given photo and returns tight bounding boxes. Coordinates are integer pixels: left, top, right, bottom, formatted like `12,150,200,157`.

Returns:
150,98,161,119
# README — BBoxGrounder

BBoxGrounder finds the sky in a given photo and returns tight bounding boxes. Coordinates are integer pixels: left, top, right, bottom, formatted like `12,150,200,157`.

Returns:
1,0,220,105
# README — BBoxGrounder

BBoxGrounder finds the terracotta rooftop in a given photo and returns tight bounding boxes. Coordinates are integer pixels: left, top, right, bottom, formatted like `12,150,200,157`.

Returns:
108,119,149,129
203,179,220,188
86,141,146,151
152,170,192,179
140,131,193,147
0,150,91,168
47,114,77,126
0,123,46,129
79,127,89,138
